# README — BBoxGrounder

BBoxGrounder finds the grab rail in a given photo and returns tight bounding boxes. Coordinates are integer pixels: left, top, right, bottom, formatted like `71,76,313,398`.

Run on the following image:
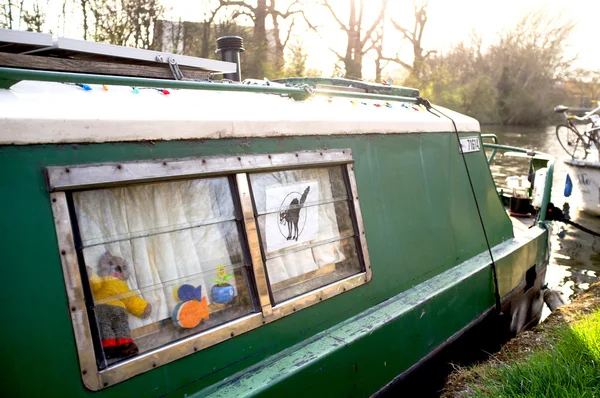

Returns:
480,134,498,164
0,67,420,104
481,135,554,222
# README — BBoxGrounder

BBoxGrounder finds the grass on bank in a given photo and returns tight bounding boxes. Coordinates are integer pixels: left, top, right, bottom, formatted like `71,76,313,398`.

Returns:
444,305,600,397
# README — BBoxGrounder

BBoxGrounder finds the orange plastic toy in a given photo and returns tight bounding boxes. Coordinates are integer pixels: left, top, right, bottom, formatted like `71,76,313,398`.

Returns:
172,296,209,328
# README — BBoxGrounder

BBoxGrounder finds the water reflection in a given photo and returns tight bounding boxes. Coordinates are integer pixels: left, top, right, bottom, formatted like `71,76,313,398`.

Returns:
483,125,599,303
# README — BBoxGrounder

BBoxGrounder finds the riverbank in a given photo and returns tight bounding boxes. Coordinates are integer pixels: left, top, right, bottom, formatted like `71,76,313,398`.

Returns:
442,280,600,397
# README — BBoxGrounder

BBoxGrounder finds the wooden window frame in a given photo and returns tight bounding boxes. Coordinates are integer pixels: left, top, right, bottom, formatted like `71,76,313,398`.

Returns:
48,149,371,390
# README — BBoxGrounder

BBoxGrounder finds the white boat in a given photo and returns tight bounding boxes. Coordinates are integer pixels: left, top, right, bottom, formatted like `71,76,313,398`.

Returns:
564,159,600,216
554,103,600,216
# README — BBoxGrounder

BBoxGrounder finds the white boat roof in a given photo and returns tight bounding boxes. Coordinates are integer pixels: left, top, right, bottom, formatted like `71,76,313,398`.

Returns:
0,80,480,145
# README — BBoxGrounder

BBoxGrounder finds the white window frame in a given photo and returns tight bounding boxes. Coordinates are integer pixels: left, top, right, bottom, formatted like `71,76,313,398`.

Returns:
48,149,371,390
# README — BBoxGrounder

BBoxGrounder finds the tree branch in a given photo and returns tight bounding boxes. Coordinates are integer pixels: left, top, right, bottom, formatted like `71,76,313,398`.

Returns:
322,0,349,31
270,0,302,19
282,17,295,49
423,49,436,59
390,18,415,44
357,0,363,32
382,55,412,71
207,4,224,24
329,46,346,62
360,0,387,49
232,9,256,21
218,0,256,13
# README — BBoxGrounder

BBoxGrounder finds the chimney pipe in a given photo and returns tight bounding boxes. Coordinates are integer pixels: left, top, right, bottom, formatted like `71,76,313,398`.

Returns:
216,36,244,82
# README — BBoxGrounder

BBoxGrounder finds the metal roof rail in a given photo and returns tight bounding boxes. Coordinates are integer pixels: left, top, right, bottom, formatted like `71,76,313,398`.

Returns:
0,67,420,104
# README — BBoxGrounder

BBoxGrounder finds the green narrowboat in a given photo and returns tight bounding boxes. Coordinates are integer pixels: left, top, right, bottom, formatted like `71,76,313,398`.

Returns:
0,30,553,397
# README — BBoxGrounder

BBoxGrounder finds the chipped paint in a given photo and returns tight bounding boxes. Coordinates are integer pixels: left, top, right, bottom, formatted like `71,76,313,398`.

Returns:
192,227,547,398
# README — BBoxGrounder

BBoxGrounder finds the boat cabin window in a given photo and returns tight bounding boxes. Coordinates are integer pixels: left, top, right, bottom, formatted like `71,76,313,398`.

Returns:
71,177,256,368
249,166,363,303
47,149,370,389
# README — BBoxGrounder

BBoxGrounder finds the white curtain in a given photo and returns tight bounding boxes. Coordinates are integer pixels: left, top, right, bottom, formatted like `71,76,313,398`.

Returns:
74,177,243,330
250,167,348,285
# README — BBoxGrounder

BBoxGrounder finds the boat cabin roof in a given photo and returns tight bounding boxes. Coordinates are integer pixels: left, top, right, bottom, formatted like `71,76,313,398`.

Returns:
0,80,479,145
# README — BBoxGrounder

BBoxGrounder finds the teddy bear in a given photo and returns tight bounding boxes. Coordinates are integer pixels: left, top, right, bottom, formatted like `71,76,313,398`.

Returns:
87,251,152,360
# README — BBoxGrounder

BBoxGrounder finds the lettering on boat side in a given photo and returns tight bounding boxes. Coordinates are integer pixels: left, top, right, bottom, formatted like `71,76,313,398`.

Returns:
459,136,481,154
577,173,591,186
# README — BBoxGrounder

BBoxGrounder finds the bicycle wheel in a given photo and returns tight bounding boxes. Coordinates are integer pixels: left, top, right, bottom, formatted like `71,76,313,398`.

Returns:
556,124,588,159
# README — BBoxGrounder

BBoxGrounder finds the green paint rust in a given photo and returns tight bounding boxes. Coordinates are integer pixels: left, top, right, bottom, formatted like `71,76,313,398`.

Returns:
192,229,547,398
0,132,540,397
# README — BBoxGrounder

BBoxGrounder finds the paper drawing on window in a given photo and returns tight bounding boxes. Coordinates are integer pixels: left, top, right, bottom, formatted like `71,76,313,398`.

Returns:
279,186,310,241
266,181,319,252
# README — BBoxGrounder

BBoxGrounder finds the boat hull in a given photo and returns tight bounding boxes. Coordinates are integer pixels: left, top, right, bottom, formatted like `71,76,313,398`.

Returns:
378,258,547,396
194,225,549,398
0,132,548,397
564,159,600,216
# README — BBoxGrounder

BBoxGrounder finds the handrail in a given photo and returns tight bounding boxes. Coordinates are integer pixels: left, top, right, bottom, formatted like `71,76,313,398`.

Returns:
0,67,420,104
481,134,498,164
482,142,554,222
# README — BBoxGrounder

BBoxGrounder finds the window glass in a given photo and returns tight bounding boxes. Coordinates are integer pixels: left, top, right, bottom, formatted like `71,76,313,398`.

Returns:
249,166,363,303
72,177,255,368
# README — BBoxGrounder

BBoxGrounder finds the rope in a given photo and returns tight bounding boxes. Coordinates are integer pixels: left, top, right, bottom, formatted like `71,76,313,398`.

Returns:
417,97,503,314
563,219,600,237
545,203,600,237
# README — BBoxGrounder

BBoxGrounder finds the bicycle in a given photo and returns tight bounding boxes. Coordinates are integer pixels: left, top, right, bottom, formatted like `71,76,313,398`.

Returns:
555,102,600,159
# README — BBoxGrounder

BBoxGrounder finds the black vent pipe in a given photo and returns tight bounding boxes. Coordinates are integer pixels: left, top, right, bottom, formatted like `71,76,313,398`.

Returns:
216,36,244,82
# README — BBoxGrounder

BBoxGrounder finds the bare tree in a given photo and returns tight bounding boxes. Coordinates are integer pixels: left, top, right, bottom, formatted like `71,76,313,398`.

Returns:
0,0,15,29
78,0,88,39
22,0,45,32
269,1,299,75
1,0,47,32
366,21,390,83
492,9,575,124
305,0,388,80
215,0,300,77
87,0,163,48
199,2,224,59
389,0,435,80
418,8,575,125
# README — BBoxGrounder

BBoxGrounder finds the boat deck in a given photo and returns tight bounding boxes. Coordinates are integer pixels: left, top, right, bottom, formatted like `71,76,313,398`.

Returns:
509,212,537,239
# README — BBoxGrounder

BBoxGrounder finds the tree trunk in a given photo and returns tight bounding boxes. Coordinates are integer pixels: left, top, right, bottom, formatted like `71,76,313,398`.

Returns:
200,21,211,59
375,61,382,83
7,0,13,29
343,0,362,79
270,8,285,75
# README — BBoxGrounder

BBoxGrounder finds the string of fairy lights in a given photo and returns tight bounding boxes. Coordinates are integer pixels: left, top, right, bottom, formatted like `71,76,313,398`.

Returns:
62,82,427,111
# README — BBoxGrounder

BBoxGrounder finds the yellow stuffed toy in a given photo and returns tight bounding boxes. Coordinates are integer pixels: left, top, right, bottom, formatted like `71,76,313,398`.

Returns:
88,251,151,360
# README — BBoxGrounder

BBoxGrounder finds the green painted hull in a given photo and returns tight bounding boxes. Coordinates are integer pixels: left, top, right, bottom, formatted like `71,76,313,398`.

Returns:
0,132,548,397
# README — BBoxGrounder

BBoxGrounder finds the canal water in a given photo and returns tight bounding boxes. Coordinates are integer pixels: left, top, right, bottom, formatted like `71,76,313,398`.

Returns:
483,125,600,309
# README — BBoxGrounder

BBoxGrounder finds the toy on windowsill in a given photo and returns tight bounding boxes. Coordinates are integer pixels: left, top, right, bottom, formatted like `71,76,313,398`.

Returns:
88,251,152,360
172,284,209,329
211,266,235,304
173,284,203,302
